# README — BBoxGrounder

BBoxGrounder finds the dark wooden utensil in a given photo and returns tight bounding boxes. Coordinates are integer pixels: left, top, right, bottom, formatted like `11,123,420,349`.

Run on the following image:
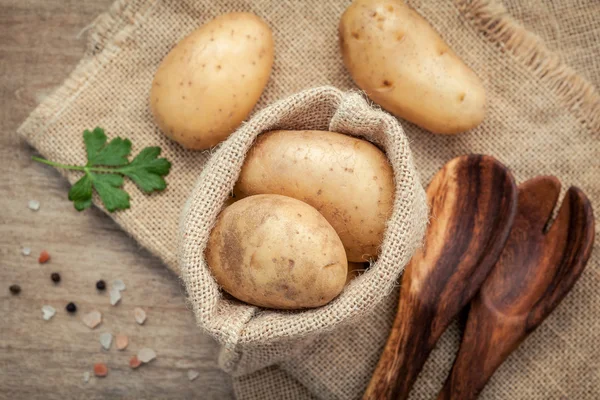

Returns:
364,155,518,400
437,176,595,400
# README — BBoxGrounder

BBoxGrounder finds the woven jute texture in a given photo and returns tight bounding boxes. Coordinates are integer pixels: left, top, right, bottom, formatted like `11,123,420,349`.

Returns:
179,87,428,375
18,0,599,399
503,0,600,88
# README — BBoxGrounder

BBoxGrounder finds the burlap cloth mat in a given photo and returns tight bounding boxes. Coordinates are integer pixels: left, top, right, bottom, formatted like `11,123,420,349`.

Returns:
18,0,599,399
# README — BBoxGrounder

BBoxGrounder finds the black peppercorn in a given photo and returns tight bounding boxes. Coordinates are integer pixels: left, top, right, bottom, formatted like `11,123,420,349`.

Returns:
65,302,77,313
96,280,106,291
51,273,61,283
9,284,21,295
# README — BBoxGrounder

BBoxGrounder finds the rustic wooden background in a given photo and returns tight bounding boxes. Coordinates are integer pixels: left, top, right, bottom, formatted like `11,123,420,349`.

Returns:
0,1,233,398
1,1,598,399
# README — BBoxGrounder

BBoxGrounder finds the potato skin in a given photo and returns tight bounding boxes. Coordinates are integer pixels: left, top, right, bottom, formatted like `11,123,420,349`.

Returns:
339,0,486,134
205,194,348,309
150,12,274,150
235,130,395,262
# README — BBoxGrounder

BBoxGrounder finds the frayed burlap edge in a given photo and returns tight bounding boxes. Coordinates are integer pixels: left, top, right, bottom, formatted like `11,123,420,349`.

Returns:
85,0,153,55
15,0,186,270
19,0,150,138
456,0,600,133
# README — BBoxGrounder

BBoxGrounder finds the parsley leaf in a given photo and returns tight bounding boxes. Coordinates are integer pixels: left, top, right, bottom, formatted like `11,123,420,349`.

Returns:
33,127,171,212
120,147,171,192
84,127,132,167
92,174,130,212
68,174,93,211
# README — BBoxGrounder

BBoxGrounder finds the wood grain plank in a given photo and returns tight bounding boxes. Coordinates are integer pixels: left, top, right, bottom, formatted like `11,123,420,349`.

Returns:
0,1,233,398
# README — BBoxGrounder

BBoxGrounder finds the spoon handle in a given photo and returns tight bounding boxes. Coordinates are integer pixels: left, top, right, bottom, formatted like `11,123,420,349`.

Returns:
364,154,518,400
437,297,524,400
363,282,432,400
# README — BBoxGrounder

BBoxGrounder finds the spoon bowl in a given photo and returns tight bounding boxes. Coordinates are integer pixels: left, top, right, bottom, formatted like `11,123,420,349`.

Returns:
437,176,595,400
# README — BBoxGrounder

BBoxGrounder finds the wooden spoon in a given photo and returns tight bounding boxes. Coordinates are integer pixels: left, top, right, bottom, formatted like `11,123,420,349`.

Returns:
364,154,518,400
437,176,595,400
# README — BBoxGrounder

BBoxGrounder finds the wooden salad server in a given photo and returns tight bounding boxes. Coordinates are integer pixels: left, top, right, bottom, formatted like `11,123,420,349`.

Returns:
437,176,595,400
364,154,518,400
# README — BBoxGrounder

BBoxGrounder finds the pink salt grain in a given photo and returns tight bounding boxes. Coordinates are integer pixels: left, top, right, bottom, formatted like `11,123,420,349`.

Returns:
115,334,128,351
129,356,142,369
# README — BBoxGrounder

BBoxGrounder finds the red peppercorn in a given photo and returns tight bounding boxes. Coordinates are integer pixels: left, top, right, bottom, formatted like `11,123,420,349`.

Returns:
38,250,50,264
94,363,108,377
129,356,142,369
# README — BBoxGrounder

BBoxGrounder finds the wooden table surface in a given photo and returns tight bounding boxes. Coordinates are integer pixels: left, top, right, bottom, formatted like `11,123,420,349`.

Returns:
0,1,233,398
3,1,598,400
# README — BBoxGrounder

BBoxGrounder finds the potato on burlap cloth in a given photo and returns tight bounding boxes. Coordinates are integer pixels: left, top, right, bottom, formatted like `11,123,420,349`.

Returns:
18,0,599,399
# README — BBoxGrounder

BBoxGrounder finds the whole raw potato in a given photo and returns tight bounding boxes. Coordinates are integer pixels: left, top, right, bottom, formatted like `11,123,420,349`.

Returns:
339,0,486,134
235,130,395,262
150,12,274,150
205,194,348,309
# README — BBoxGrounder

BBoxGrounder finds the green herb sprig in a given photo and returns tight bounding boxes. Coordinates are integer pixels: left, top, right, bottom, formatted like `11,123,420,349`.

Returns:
32,127,172,212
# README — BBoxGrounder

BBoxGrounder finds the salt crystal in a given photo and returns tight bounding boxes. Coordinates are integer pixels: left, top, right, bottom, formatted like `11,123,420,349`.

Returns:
112,279,126,292
82,310,102,329
134,307,146,325
187,370,200,381
99,333,112,350
41,305,56,321
137,348,156,363
21,247,31,256
83,371,90,383
115,334,128,351
28,200,40,211
109,288,122,306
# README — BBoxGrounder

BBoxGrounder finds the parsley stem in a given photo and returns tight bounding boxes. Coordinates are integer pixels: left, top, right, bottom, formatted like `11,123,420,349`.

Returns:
32,156,85,171
32,156,129,174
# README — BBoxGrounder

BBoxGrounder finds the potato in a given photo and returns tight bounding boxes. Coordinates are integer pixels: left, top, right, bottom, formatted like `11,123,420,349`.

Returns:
205,194,348,309
150,12,274,150
234,130,395,262
339,0,486,134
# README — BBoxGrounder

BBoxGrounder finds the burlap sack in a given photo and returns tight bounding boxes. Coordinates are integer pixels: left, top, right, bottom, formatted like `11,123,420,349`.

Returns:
17,0,599,399
178,87,428,375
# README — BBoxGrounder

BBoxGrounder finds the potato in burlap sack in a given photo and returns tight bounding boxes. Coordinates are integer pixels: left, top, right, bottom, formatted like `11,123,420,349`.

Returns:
179,87,428,375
